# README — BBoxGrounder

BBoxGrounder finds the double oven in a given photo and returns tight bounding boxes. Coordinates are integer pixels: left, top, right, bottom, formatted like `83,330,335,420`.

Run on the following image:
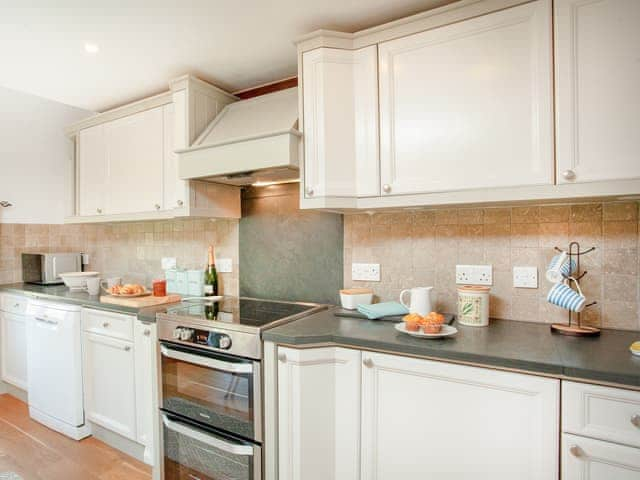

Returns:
158,297,324,480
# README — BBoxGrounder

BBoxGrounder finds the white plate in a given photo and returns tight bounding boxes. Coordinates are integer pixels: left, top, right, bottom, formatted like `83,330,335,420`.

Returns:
394,322,458,338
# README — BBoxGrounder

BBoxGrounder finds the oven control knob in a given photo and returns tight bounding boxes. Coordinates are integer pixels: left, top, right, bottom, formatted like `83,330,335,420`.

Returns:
172,327,183,339
180,328,194,341
219,335,232,350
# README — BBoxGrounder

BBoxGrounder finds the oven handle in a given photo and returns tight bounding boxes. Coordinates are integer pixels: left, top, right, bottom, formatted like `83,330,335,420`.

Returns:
161,413,254,456
160,344,253,374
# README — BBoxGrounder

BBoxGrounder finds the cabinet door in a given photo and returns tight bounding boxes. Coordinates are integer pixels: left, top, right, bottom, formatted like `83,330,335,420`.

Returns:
378,0,553,196
134,320,157,465
563,433,640,479
77,124,107,216
0,312,27,390
278,347,361,480
105,107,164,214
555,0,640,184
361,352,559,480
163,103,188,211
302,46,379,199
83,332,136,440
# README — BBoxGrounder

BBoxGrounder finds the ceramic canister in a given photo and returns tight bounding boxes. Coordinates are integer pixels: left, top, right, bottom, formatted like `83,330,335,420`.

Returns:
457,285,490,327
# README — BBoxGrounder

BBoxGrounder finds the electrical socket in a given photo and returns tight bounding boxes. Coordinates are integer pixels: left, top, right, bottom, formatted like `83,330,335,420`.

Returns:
216,258,233,273
352,263,381,282
513,266,538,288
456,265,493,285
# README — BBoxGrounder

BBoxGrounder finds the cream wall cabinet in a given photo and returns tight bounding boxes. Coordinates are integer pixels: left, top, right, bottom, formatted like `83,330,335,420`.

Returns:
302,46,379,200
276,346,559,480
555,0,640,184
378,0,553,196
297,0,640,210
67,75,240,223
277,347,361,480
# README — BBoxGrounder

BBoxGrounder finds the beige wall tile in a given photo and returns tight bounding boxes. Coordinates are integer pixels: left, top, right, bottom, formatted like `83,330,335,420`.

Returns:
603,202,639,222
512,296,539,322
512,207,540,224
602,302,639,330
511,223,540,248
539,205,570,223
458,208,484,225
603,274,638,302
483,207,511,224
570,204,603,223
604,249,638,275
604,221,638,249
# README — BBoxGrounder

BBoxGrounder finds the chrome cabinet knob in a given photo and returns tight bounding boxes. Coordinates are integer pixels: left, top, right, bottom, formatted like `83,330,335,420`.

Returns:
124,345,131,352
143,329,151,337
631,414,640,428
382,184,391,193
569,445,581,457
14,303,20,308
102,322,110,328
305,186,314,196
177,200,184,207
278,353,287,363
363,358,374,368
562,170,576,181
154,204,161,210
96,208,103,214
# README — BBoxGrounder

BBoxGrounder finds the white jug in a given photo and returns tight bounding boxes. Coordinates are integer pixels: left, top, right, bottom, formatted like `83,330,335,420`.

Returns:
399,286,435,316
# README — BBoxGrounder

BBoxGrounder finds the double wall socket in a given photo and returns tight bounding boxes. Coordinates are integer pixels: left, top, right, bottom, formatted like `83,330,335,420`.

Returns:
352,263,381,282
513,266,538,288
456,265,493,285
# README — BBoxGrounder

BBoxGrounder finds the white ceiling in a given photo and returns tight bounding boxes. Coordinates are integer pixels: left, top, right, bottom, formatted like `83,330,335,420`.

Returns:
0,0,452,112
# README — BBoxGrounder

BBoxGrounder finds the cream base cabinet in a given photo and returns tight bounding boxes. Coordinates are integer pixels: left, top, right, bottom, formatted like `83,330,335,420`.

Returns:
0,312,28,390
555,0,640,184
302,46,379,200
277,346,361,480
82,327,137,440
377,0,553,196
562,434,640,479
361,352,559,480
134,320,158,466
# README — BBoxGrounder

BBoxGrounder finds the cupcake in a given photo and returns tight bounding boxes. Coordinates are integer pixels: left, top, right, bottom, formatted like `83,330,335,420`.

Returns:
403,313,423,332
422,312,445,334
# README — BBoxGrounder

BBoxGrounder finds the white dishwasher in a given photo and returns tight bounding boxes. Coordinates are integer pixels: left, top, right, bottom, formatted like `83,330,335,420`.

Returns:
26,300,91,440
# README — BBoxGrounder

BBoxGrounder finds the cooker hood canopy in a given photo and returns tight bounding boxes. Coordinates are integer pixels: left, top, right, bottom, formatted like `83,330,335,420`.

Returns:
176,87,301,186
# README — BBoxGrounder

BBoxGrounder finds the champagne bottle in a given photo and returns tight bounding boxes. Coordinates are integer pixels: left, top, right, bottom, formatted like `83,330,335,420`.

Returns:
204,245,218,297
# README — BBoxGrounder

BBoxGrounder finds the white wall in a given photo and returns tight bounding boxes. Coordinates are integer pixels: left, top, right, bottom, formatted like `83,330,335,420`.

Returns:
0,86,92,224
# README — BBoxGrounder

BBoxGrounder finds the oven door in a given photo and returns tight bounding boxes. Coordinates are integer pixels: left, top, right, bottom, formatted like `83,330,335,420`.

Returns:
160,341,261,442
162,413,261,480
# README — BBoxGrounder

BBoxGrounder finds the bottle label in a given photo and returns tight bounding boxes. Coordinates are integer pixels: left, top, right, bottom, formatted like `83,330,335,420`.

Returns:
204,285,214,295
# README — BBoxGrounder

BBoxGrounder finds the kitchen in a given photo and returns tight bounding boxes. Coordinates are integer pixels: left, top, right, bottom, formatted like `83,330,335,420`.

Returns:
0,0,639,479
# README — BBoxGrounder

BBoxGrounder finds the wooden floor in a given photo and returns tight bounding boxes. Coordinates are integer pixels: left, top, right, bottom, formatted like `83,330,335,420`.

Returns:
0,394,151,480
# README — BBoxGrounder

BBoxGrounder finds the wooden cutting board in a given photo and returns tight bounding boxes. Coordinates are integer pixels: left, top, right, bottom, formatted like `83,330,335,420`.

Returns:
99,294,182,308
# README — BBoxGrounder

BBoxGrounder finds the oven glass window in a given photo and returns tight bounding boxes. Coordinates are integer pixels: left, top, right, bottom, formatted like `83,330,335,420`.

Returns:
162,344,255,440
163,417,257,480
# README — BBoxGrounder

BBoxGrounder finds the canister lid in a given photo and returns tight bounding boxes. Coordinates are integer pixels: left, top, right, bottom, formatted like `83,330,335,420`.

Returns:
457,285,490,292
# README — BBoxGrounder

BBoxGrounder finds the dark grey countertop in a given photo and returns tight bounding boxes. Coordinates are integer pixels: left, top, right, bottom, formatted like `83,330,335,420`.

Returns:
0,283,171,322
263,307,640,388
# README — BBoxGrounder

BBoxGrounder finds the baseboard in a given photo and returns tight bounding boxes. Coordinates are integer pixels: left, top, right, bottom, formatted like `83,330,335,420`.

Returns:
90,422,146,464
0,383,28,403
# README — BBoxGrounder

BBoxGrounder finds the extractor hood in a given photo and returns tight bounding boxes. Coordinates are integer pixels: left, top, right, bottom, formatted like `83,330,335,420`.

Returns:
176,87,301,186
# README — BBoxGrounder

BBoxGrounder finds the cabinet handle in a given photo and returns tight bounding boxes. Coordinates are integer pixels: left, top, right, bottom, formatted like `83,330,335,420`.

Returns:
363,358,374,368
154,204,161,210
143,329,151,337
631,414,640,428
382,184,391,193
278,353,287,363
305,186,314,196
569,445,581,457
177,200,184,207
562,170,576,181
96,208,103,214
14,303,20,308
124,345,131,352
102,322,110,328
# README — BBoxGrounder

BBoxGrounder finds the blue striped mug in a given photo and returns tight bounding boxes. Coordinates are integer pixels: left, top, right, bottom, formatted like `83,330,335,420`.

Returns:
547,277,586,312
546,252,576,283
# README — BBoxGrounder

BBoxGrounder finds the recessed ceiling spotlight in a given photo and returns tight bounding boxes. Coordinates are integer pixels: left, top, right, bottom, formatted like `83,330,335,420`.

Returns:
84,43,99,54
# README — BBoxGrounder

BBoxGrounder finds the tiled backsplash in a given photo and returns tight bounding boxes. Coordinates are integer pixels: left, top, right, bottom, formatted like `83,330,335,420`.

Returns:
344,202,640,331
0,219,239,296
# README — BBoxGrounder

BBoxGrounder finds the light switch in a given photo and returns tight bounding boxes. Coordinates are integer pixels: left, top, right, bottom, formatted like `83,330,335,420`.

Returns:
513,266,538,288
352,263,380,282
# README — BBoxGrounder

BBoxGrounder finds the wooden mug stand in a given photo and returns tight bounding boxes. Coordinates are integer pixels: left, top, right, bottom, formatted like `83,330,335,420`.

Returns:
549,241,600,337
